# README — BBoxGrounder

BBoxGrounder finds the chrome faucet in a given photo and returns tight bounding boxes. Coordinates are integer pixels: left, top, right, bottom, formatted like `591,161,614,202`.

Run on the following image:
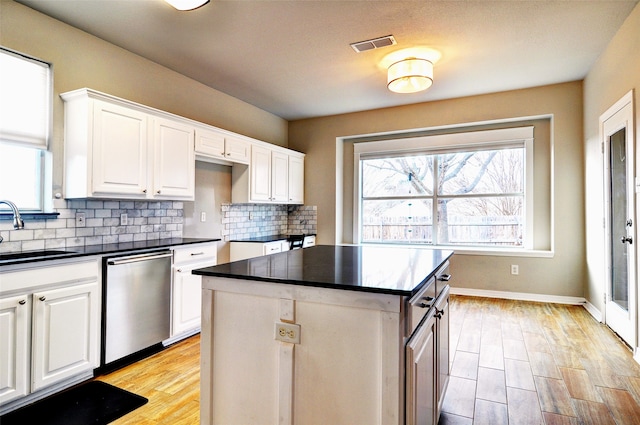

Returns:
0,200,25,243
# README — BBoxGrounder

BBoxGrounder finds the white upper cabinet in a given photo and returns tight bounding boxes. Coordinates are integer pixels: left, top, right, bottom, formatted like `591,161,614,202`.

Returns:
152,117,195,199
270,150,289,203
233,143,299,204
288,154,304,204
250,144,273,202
91,99,148,196
62,88,195,200
195,127,250,165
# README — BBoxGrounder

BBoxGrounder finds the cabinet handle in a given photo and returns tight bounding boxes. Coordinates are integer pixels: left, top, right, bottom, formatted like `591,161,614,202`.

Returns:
435,307,444,319
437,274,451,281
157,190,161,194
18,299,26,305
177,268,183,272
39,296,46,301
190,252,204,256
143,189,147,194
226,152,231,156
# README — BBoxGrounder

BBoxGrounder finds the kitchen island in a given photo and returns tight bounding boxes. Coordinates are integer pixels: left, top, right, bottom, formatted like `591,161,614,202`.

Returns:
194,244,453,425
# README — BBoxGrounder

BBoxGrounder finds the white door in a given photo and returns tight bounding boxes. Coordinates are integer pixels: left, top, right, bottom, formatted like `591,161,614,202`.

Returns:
0,294,29,404
603,91,636,348
251,145,272,201
271,151,289,203
92,99,148,196
288,155,305,204
31,281,100,391
172,267,203,336
153,117,195,199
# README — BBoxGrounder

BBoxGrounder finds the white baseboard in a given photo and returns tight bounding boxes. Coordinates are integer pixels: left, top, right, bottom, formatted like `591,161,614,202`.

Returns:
582,300,603,322
450,287,586,305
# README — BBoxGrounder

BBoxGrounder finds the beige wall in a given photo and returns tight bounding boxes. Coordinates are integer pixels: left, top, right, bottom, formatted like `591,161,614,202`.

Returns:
289,82,585,297
0,0,288,199
584,4,640,312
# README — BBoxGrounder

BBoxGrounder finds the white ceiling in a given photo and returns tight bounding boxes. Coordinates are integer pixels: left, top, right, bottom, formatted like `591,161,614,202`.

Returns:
16,0,639,121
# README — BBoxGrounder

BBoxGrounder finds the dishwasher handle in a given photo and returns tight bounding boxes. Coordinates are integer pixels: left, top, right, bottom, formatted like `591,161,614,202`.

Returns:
107,251,173,266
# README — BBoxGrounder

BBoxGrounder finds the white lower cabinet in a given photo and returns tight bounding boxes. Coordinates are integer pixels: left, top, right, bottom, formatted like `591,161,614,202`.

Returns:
31,281,100,392
230,240,284,261
170,243,217,340
0,259,101,410
0,294,30,404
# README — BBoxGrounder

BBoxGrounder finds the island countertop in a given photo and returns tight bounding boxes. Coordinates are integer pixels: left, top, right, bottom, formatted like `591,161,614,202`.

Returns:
193,244,453,296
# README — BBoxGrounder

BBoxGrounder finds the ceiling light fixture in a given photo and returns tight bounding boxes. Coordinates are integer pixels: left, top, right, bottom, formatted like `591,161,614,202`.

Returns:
387,57,433,94
164,0,209,11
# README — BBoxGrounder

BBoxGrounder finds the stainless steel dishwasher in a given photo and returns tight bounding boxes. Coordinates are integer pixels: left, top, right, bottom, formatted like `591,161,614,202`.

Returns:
103,250,172,365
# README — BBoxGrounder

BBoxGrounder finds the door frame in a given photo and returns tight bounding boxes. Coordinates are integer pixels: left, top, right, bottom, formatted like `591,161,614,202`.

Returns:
601,89,636,350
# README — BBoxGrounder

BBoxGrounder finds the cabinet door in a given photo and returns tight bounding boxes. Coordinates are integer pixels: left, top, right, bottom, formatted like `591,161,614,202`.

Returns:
0,295,30,404
31,281,100,392
406,312,437,425
436,289,450,412
250,145,272,202
288,155,304,204
153,117,195,199
271,151,289,203
172,267,203,336
195,128,225,160
225,136,251,164
92,99,148,196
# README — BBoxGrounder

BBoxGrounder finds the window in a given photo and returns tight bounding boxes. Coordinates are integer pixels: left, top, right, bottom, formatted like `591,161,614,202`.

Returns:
0,144,45,211
354,127,534,249
0,47,52,212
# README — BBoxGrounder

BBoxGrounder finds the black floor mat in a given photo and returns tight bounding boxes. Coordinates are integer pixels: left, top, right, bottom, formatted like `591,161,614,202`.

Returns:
0,381,148,425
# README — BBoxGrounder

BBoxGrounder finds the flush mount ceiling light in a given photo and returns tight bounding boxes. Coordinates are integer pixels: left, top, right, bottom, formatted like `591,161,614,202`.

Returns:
164,0,209,11
387,57,433,94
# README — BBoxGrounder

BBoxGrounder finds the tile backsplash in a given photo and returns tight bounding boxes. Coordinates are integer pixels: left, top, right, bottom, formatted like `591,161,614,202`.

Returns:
1,201,317,252
0,200,185,253
222,204,317,240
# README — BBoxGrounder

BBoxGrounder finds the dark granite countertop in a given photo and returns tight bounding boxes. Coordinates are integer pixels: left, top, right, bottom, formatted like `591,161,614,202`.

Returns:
0,237,220,266
230,234,316,243
194,244,453,296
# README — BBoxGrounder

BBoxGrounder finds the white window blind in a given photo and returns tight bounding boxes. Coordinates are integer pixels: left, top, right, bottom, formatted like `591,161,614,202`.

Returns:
0,47,51,149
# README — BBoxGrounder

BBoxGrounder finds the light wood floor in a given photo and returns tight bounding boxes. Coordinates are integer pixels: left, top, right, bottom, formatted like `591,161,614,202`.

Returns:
96,295,640,425
441,296,640,425
96,334,201,425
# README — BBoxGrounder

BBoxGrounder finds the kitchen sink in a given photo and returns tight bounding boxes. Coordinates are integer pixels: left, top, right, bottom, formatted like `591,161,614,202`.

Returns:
0,250,75,261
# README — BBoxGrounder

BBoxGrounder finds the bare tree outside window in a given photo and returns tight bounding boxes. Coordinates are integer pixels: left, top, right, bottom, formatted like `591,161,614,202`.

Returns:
361,146,525,246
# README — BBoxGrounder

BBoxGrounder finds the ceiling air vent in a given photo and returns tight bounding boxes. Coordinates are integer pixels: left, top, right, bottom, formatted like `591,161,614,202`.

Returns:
350,35,397,53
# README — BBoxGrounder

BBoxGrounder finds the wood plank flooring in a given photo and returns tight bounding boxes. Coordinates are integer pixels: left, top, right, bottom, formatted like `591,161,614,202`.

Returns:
441,296,640,425
96,334,201,425
95,295,640,424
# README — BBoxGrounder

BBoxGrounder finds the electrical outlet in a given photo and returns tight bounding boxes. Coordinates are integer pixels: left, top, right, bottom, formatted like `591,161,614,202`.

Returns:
511,264,519,275
75,212,86,227
249,212,254,220
200,211,206,222
275,322,301,344
120,213,128,226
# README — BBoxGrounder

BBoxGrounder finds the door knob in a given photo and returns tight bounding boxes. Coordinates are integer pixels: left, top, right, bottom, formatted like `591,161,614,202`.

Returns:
621,236,633,244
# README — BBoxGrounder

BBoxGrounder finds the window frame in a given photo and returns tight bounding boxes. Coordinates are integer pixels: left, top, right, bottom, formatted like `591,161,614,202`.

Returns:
0,47,53,213
353,126,534,250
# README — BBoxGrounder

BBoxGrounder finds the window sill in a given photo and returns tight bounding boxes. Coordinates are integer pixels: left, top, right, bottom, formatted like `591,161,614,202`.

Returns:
360,242,554,258
0,212,60,221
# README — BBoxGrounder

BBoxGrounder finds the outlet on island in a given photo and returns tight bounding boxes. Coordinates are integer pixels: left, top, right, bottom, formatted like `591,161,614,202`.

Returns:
274,322,301,344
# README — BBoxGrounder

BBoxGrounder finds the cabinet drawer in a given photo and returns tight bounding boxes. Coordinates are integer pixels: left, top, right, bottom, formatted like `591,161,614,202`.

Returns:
1,259,99,295
173,243,217,265
263,241,282,256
